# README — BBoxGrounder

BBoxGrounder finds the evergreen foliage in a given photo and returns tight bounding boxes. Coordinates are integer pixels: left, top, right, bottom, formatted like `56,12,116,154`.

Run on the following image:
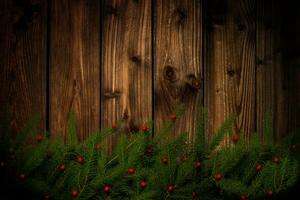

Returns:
0,110,299,200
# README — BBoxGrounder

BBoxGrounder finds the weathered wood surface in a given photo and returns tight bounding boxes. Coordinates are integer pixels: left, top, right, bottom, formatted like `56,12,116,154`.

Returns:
154,0,203,139
0,0,47,134
101,0,152,151
256,0,282,141
0,0,298,144
49,0,100,140
205,0,256,141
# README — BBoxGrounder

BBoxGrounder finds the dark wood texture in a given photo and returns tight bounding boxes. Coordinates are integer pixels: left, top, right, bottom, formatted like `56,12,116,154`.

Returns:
0,0,298,144
205,0,256,141
49,0,100,140
0,0,47,133
101,0,152,151
154,0,203,139
256,0,282,140
280,1,300,137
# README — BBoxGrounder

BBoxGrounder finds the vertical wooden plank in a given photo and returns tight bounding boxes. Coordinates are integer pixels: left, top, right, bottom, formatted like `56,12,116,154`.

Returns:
280,1,300,136
102,0,152,151
205,0,256,141
154,0,203,138
256,0,282,140
50,0,100,140
0,0,47,133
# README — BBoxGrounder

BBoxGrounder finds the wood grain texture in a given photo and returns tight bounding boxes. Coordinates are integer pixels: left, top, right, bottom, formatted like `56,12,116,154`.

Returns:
280,1,300,136
256,0,282,141
50,0,100,140
101,0,152,151
0,0,47,134
205,0,256,141
154,0,203,139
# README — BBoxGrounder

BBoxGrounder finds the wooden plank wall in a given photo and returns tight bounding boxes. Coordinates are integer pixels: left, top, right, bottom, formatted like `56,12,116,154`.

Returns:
205,0,256,141
256,0,282,141
102,0,152,152
50,0,100,141
154,0,203,139
0,0,299,144
0,0,47,134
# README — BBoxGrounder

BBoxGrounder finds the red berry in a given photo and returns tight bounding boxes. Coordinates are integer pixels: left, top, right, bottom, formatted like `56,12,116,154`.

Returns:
71,191,78,197
192,191,197,198
233,133,239,143
128,167,135,174
95,144,101,150
141,124,148,132
111,123,117,129
183,155,189,161
169,114,176,120
139,181,147,188
44,195,50,200
76,156,84,164
267,190,273,197
19,173,26,180
240,194,247,200
207,155,211,160
256,164,262,171
104,185,111,193
167,185,174,193
272,156,280,164
195,160,201,169
162,158,168,165
214,173,222,181
37,134,43,143
59,165,65,171
291,144,297,151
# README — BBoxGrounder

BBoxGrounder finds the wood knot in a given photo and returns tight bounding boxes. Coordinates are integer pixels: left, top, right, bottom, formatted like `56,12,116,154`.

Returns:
227,69,235,77
131,55,141,64
186,74,201,90
174,8,187,25
104,91,122,99
163,65,178,82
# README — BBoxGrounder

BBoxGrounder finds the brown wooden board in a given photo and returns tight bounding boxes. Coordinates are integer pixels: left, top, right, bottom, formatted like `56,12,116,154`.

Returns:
101,0,152,152
49,0,100,140
154,0,203,139
205,0,256,141
256,0,282,141
0,0,47,134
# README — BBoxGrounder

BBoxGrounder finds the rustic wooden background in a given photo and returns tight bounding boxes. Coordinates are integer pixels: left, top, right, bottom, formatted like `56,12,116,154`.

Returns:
0,0,299,149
